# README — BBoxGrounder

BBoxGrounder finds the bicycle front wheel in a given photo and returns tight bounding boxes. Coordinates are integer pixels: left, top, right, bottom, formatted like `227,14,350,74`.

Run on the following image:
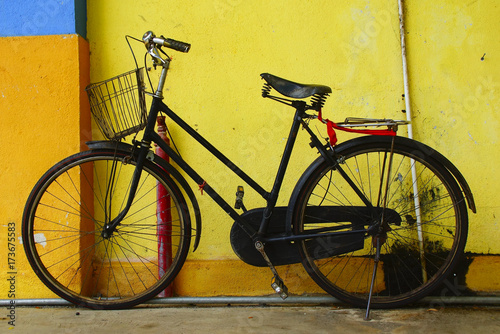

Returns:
22,149,191,309
292,136,468,308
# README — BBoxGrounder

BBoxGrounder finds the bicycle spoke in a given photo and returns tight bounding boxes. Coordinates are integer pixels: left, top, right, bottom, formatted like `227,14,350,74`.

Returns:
24,151,190,309
294,137,467,308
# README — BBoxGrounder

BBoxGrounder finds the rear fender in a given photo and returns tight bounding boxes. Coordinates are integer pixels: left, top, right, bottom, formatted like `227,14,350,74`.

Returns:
321,136,476,212
286,135,476,233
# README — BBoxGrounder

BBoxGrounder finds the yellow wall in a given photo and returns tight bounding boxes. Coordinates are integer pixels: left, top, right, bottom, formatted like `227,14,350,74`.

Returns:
404,1,500,292
404,1,499,253
1,0,498,300
86,0,499,295
0,35,90,298
88,0,406,259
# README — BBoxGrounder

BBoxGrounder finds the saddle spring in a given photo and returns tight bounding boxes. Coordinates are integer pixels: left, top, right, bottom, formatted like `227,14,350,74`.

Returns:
262,83,272,97
310,93,329,111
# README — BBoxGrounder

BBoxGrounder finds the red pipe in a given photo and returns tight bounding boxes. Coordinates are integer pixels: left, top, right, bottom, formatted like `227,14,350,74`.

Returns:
156,116,173,297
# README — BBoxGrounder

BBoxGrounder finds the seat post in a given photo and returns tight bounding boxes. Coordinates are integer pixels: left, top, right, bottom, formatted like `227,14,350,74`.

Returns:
258,101,307,235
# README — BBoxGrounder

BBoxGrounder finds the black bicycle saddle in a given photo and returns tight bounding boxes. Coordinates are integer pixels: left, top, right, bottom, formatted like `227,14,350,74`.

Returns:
260,73,332,99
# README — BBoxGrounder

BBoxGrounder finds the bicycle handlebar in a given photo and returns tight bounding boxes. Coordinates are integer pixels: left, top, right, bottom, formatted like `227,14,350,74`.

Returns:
162,38,191,53
142,31,191,53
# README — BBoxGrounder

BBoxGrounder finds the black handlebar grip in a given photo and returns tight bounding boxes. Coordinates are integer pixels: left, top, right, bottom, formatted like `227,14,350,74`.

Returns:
165,38,191,53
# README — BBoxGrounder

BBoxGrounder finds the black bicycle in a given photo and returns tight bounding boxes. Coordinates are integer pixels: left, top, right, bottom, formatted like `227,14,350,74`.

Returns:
22,31,475,312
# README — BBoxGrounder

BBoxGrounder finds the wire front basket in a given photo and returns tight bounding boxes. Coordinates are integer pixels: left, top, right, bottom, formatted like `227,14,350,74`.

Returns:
86,68,147,140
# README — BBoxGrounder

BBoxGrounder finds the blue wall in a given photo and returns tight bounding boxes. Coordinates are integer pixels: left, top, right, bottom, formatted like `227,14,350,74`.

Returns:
0,0,86,38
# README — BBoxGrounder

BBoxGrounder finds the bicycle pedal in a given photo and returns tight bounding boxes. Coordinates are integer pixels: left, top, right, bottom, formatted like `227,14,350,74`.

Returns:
271,277,289,300
234,186,247,211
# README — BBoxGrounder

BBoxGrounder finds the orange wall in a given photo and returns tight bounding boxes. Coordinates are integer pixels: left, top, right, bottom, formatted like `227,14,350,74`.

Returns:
0,34,90,298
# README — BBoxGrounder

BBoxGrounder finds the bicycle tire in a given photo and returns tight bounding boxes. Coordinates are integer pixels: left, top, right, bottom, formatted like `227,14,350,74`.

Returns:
291,136,468,308
22,149,191,309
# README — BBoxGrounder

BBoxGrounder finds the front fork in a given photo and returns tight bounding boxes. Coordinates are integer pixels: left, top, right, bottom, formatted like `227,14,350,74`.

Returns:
101,96,163,238
100,142,151,238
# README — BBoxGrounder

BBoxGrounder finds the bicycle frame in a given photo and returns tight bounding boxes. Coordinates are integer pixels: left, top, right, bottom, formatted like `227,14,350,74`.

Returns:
152,97,327,239
101,91,373,245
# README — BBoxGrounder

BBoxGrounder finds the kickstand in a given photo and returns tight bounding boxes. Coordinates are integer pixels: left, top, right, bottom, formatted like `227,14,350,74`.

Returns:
255,241,289,299
364,237,381,321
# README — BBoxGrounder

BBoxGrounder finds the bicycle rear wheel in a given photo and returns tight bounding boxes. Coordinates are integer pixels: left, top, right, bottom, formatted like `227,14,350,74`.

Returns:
292,136,468,308
22,149,191,309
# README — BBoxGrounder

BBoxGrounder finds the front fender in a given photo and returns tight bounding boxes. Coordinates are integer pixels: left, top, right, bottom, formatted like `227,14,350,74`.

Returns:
86,141,202,251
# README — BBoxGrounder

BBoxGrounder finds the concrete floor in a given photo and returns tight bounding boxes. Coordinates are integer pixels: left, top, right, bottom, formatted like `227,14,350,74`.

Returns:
4,304,500,333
